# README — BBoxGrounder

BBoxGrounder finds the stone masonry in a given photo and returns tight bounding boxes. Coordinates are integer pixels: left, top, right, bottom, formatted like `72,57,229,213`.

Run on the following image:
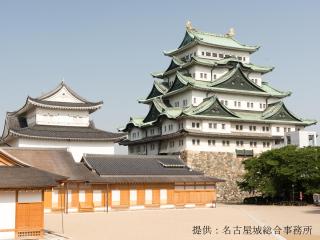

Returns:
180,150,251,203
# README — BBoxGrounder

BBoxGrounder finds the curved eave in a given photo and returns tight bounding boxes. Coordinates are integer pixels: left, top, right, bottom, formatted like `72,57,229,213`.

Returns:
180,115,316,126
164,40,259,57
8,130,122,142
28,98,103,113
165,79,288,99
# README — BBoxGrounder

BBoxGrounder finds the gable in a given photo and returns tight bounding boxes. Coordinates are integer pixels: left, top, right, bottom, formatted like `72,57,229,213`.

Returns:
265,105,301,122
214,68,265,92
195,98,238,118
143,105,161,123
44,86,84,103
146,85,163,100
168,76,187,93
178,31,194,48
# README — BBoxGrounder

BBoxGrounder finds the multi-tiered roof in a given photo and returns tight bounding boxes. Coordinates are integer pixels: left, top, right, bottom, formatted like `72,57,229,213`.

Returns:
2,82,124,142
121,24,316,135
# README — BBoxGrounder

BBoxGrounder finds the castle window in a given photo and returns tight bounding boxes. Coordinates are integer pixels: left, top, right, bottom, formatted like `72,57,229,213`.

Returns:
234,101,237,107
236,125,243,131
206,52,211,57
169,141,175,148
197,139,200,145
193,98,196,104
183,99,188,106
174,102,179,107
276,127,280,132
251,102,254,108
222,140,230,146
208,139,215,146
237,56,242,61
200,73,203,78
249,126,256,131
250,141,257,147
192,139,196,145
219,53,224,58
150,144,155,150
221,124,225,130
238,102,241,107
243,57,246,61
204,73,207,79
224,100,228,106
213,74,217,79
179,139,184,146
236,140,244,146
288,127,291,132
212,53,217,57
201,51,205,56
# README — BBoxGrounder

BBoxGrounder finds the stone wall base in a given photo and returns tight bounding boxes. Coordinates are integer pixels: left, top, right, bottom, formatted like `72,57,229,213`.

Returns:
180,150,251,203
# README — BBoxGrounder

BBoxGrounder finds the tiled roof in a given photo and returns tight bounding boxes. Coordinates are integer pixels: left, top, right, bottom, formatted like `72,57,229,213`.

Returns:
82,154,224,183
164,28,259,56
2,148,101,182
0,166,66,189
28,97,103,110
5,119,125,141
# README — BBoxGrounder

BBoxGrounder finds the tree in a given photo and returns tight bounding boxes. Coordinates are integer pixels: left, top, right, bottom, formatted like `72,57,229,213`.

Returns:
238,146,320,201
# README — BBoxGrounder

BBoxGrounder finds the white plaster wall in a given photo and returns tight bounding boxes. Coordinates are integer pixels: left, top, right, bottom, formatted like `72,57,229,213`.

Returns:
36,108,90,127
162,119,180,135
18,191,42,203
271,124,296,136
175,46,198,60
169,90,193,108
209,92,267,111
14,138,115,162
189,65,229,82
285,131,317,147
44,86,83,103
146,142,159,155
201,120,232,133
197,46,251,63
129,127,145,141
246,72,262,86
184,136,269,154
0,191,16,240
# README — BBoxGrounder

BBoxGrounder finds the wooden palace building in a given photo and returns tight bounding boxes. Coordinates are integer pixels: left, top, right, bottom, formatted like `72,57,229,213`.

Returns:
0,162,65,239
0,148,223,214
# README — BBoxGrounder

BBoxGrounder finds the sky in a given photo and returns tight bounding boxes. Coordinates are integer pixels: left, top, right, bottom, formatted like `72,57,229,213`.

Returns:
0,0,319,153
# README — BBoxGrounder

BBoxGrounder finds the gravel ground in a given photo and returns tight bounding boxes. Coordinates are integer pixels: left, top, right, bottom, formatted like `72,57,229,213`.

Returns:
45,204,320,240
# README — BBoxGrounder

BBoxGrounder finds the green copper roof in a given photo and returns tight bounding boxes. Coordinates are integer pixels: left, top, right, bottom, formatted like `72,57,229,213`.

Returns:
184,96,239,118
141,70,290,103
164,29,259,56
145,80,168,100
122,98,316,132
152,56,273,78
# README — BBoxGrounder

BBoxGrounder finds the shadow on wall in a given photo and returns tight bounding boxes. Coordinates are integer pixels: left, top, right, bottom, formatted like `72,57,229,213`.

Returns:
115,144,128,155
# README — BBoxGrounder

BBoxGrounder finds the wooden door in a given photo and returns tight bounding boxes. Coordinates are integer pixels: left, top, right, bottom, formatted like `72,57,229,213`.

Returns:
16,202,43,238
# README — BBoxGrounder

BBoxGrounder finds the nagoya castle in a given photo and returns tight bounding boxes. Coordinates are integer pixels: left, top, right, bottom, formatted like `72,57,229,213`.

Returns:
120,22,316,201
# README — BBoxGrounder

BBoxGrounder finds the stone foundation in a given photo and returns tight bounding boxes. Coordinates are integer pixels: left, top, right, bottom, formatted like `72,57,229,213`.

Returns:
180,150,250,203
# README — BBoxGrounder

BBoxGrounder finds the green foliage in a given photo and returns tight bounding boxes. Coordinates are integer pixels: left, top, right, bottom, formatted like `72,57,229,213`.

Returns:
238,146,320,199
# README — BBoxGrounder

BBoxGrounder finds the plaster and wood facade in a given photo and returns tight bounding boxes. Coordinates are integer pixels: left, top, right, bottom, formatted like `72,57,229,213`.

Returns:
120,22,317,157
0,163,65,240
0,148,223,214
1,82,124,162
